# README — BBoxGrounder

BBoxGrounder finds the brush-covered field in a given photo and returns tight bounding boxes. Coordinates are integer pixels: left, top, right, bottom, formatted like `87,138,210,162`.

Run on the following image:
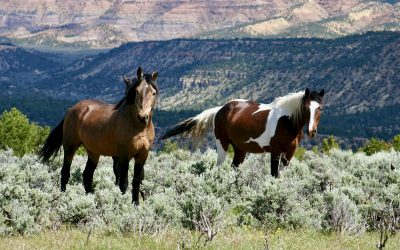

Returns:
0,149,399,249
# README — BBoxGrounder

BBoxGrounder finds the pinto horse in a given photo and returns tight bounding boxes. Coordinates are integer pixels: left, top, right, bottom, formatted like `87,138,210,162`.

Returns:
39,67,158,204
162,88,324,177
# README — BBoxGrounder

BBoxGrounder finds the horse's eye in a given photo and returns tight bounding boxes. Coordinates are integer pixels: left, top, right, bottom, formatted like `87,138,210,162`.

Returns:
153,92,156,96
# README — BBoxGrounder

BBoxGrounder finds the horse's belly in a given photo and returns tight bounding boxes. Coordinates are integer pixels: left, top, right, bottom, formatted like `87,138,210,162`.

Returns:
82,136,118,156
231,139,269,154
79,127,118,156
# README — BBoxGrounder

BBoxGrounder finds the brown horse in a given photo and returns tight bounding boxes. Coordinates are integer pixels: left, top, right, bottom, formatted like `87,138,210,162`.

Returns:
39,67,158,204
162,88,324,177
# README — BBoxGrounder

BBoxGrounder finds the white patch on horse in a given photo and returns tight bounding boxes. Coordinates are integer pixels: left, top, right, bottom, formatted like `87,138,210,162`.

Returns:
216,139,227,165
245,91,305,148
252,103,272,115
246,107,292,147
308,101,320,132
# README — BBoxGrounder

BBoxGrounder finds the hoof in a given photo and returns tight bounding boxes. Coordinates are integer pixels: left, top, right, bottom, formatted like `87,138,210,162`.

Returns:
85,189,94,194
140,190,146,201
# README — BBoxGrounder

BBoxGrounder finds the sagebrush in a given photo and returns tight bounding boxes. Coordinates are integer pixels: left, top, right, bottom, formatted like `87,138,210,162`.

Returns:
0,148,399,236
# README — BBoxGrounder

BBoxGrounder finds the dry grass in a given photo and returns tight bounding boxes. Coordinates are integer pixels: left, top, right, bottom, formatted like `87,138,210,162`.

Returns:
1,227,400,250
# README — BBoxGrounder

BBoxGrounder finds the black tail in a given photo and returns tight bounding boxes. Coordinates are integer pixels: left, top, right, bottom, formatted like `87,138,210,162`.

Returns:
161,118,197,139
39,119,64,163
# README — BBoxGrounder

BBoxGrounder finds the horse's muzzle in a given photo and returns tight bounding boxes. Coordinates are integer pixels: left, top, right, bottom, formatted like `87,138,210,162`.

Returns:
308,129,317,138
137,114,149,125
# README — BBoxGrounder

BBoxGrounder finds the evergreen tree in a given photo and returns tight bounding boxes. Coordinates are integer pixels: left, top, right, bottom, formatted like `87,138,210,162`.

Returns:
392,135,400,152
0,108,49,156
359,138,391,156
322,136,340,154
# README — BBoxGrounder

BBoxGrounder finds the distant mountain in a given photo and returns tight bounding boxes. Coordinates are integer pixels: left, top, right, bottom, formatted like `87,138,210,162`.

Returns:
0,42,74,125
0,42,63,107
40,32,400,113
0,0,298,48
0,42,60,76
1,0,398,48
200,1,400,39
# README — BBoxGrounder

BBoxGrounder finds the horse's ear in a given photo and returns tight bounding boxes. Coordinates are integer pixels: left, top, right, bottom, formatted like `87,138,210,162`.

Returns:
305,88,310,99
137,67,143,80
151,71,158,81
122,75,131,87
319,89,325,97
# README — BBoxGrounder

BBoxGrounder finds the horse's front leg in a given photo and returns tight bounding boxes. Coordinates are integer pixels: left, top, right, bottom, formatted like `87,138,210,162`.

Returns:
270,153,280,178
132,152,148,205
118,157,130,194
271,148,295,178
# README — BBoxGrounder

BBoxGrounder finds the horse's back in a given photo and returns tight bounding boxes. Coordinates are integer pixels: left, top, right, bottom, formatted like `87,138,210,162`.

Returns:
64,99,114,127
63,99,118,154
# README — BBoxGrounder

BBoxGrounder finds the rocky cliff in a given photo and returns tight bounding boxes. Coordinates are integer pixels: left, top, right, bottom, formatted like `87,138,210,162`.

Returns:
1,0,398,48
201,1,400,39
0,0,297,47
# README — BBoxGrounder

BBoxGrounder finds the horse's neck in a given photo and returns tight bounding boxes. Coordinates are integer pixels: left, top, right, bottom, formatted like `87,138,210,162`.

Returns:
117,103,139,124
117,103,154,129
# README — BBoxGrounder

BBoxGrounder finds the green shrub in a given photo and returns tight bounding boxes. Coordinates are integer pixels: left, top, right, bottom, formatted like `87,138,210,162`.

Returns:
358,138,391,155
322,136,340,154
392,135,400,152
0,108,49,156
294,146,306,160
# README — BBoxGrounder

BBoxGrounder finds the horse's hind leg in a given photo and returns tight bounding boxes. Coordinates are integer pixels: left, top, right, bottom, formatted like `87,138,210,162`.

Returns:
112,157,119,185
61,144,80,191
215,137,229,165
82,150,100,193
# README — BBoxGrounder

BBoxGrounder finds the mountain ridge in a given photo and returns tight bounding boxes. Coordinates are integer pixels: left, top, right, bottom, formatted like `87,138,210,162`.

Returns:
35,32,400,114
200,1,400,39
1,0,399,48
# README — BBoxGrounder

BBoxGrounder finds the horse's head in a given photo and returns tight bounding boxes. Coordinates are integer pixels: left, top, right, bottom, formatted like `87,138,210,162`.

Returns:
122,67,158,125
304,88,324,138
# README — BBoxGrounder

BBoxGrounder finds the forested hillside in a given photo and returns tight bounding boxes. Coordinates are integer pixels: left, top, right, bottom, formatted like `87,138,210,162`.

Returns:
1,32,399,148
33,32,400,147
38,32,400,114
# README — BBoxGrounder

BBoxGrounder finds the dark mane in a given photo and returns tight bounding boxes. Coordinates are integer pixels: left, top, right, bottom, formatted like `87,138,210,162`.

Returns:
144,74,159,93
113,97,126,110
113,74,159,111
310,91,323,103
